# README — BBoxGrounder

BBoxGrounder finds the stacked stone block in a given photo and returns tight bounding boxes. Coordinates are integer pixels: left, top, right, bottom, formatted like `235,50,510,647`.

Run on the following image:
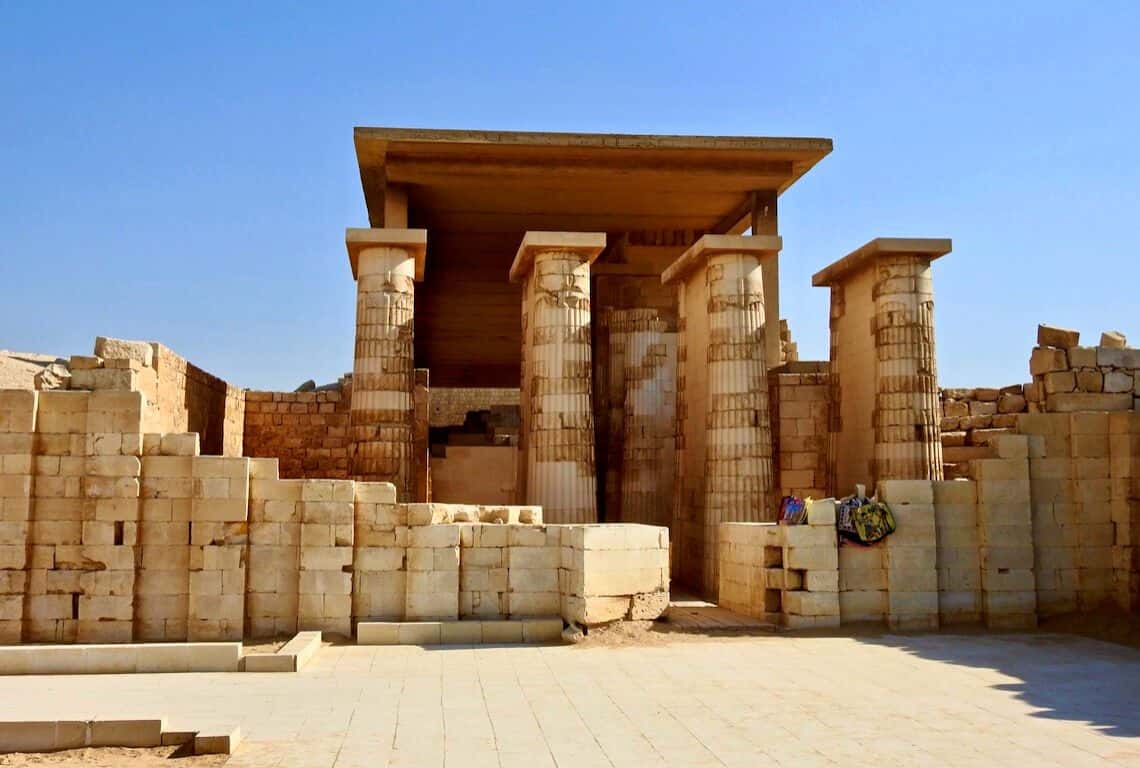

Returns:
560,524,669,625
506,525,562,617
459,524,509,618
769,365,831,499
971,436,1037,629
838,541,886,623
188,456,249,641
352,481,405,623
781,499,840,628
243,382,351,480
0,391,35,643
932,479,982,624
297,480,354,635
135,434,198,641
1109,412,1140,611
1068,415,1115,609
246,464,303,638
26,391,92,643
878,480,939,630
1028,325,1139,413
717,501,839,629
940,385,1028,478
405,521,460,620
718,522,783,620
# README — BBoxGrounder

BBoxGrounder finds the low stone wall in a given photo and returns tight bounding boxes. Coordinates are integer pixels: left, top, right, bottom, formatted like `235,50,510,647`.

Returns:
242,382,351,479
719,499,839,629
0,386,669,642
719,424,1140,626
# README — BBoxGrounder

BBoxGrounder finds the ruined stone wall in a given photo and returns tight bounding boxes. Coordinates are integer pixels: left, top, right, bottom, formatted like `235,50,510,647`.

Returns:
1028,327,1140,413
769,364,830,500
147,342,245,457
242,382,352,480
940,385,1028,477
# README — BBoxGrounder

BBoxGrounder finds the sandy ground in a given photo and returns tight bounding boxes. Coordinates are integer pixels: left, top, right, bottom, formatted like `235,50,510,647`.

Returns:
0,351,60,390
0,746,227,767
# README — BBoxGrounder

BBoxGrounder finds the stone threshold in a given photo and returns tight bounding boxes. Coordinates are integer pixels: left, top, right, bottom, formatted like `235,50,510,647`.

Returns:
242,631,322,673
0,642,241,675
0,717,241,755
357,618,563,645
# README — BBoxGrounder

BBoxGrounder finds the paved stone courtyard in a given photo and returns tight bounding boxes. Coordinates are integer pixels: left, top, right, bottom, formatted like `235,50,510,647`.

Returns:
1,632,1138,767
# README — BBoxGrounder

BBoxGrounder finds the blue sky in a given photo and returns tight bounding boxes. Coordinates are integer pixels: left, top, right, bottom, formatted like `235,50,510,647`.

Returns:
2,2,1137,390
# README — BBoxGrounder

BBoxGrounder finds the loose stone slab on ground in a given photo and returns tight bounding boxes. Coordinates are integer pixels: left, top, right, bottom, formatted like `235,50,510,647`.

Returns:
0,631,1137,767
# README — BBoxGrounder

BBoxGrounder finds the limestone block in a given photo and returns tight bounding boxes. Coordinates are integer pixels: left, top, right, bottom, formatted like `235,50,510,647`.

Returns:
804,570,839,592
783,590,838,617
1037,324,1080,349
784,545,837,571
561,594,630,625
1030,347,1068,376
506,591,560,617
876,480,934,505
409,524,462,548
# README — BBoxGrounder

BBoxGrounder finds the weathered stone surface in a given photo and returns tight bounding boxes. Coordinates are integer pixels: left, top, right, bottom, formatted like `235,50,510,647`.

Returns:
93,337,154,367
1037,324,1079,349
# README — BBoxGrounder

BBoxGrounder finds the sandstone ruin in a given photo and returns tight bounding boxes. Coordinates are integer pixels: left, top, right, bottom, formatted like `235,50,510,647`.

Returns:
0,127,1136,651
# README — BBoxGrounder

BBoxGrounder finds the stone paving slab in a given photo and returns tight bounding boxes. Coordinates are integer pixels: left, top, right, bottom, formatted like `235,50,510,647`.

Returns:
0,633,1137,767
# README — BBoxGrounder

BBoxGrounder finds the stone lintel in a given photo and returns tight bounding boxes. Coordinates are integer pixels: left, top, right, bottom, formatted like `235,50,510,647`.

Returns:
346,228,428,281
661,234,782,286
811,237,951,287
508,231,606,283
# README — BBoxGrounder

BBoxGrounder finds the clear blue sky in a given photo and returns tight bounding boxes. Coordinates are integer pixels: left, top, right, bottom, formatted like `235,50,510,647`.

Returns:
2,2,1137,390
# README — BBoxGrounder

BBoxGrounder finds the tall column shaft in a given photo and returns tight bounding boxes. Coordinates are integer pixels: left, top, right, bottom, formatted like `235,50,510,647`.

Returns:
812,237,950,493
346,229,427,500
512,232,605,524
619,309,674,528
872,254,943,481
703,251,775,590
663,234,779,598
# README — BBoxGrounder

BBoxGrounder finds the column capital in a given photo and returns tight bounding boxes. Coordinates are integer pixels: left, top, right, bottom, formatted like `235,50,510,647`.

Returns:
345,228,427,281
811,237,951,287
508,231,606,283
661,234,782,286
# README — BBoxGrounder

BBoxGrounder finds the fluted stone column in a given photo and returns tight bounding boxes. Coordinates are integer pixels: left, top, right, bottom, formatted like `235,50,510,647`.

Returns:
663,234,780,597
510,232,605,524
812,238,950,493
619,309,675,528
345,228,427,500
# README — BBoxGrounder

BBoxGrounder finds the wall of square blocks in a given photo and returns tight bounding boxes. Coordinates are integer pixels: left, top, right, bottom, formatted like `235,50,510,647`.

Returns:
719,499,840,630
0,387,672,642
719,423,1140,627
769,365,831,501
243,382,352,480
